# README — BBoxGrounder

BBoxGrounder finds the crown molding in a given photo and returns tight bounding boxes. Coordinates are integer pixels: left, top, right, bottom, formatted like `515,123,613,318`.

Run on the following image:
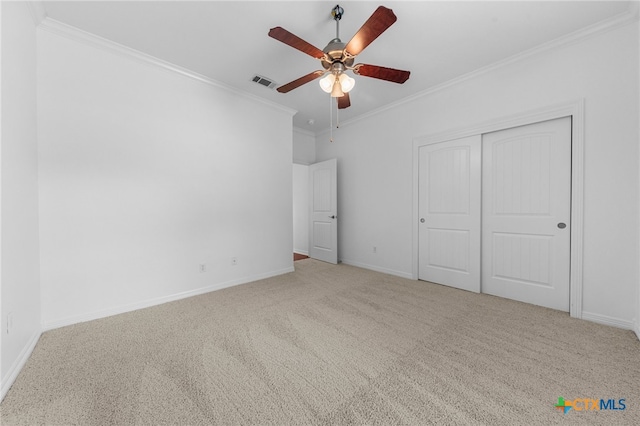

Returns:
324,4,639,134
37,17,297,117
25,1,46,26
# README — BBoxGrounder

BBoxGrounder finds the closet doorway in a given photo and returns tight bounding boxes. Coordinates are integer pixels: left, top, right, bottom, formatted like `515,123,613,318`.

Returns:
417,116,572,312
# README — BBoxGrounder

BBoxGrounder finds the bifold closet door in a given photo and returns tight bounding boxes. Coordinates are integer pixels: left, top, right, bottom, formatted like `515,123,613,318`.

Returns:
481,117,571,311
418,135,481,293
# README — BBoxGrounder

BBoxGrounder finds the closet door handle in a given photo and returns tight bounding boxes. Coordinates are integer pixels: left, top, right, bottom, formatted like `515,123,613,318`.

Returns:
557,222,566,229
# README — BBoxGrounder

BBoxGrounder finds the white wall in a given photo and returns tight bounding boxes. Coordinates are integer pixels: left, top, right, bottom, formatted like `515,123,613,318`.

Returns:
293,128,316,165
316,20,639,328
37,24,295,329
292,164,309,255
0,2,41,399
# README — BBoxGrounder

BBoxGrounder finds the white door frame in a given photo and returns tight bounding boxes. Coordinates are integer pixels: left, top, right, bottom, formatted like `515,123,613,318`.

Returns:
412,99,585,319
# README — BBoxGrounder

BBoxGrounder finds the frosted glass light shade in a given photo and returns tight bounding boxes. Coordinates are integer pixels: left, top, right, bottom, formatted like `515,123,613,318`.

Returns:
330,79,344,97
339,73,355,93
319,74,336,93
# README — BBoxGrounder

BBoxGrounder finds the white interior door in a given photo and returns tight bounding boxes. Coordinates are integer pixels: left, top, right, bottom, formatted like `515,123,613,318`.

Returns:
482,117,571,311
309,159,337,264
418,135,481,292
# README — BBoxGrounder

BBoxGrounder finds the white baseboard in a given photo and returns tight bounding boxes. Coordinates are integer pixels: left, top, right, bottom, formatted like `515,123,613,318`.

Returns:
634,319,640,341
42,266,294,331
1,330,41,402
581,311,635,330
340,259,413,280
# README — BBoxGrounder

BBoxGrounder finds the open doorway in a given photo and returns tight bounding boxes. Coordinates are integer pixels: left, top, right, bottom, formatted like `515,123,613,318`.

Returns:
292,159,338,264
293,163,309,260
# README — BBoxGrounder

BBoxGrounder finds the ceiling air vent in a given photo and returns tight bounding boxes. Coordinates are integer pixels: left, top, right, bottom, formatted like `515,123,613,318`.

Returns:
251,74,277,89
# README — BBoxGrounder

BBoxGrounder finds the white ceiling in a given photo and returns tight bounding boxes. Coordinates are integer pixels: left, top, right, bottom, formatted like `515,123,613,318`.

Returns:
40,1,632,133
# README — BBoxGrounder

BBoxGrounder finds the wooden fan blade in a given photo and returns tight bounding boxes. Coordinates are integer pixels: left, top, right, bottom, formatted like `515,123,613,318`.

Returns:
344,6,397,57
337,92,351,109
353,64,410,84
268,27,325,59
277,71,325,93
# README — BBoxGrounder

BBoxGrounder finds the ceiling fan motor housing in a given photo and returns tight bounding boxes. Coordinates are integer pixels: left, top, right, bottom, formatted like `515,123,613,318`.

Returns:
321,39,354,71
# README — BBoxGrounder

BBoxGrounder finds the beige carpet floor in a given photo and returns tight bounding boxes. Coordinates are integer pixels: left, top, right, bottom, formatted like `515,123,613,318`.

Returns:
1,259,639,425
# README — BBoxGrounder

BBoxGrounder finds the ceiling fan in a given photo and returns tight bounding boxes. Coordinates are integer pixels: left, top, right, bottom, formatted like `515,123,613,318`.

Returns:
268,4,410,110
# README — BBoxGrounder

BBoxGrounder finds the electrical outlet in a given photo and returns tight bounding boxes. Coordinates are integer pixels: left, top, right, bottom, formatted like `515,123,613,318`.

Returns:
7,312,14,334
231,257,238,266
199,264,206,273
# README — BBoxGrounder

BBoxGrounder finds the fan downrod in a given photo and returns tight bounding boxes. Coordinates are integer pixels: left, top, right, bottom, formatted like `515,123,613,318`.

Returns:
322,5,353,70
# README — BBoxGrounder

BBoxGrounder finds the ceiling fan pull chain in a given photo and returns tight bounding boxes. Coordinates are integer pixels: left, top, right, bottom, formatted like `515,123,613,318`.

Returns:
336,99,340,128
329,94,333,142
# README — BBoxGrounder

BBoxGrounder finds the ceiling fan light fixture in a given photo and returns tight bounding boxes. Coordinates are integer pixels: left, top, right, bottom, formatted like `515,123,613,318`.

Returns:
319,74,336,93
320,72,354,96
330,78,344,97
339,73,355,93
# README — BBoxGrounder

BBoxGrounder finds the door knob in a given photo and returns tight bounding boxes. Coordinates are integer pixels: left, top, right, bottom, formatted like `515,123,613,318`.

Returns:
329,215,336,219
420,218,425,223
557,222,566,229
